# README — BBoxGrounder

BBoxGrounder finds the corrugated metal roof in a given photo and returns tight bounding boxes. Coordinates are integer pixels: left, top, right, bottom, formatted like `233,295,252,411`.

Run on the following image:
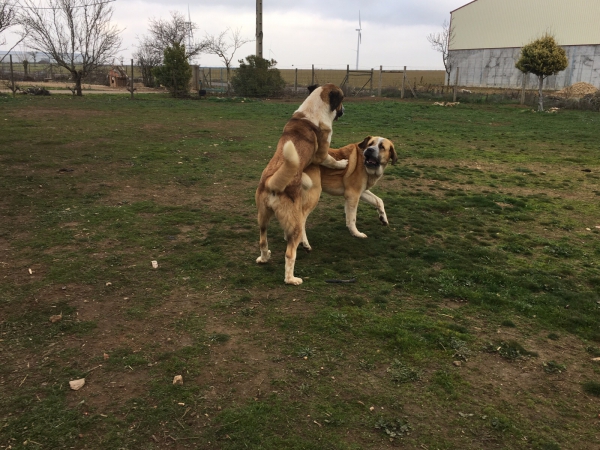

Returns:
450,0,600,50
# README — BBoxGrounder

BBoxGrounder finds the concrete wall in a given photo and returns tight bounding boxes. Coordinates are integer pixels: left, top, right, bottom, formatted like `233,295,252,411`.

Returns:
448,45,600,90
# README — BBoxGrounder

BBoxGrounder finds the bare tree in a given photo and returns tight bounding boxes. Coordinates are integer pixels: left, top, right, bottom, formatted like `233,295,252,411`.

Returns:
145,11,206,62
134,37,162,87
19,0,122,96
0,0,23,63
204,28,252,94
427,20,455,87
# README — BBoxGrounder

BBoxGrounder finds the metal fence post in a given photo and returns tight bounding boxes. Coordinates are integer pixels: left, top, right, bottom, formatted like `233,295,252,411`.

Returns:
401,66,406,99
370,68,374,95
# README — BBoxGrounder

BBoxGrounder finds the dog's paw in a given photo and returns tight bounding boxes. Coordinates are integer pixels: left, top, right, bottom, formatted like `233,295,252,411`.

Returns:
334,159,349,169
285,276,303,285
379,216,389,226
301,242,312,252
352,231,368,238
256,250,271,264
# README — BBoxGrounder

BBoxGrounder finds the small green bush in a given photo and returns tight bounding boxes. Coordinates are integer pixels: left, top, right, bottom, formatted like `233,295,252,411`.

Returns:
153,43,192,97
231,55,286,98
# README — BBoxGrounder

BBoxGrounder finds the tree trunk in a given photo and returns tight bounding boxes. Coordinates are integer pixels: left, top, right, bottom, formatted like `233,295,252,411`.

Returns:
226,66,231,95
538,75,544,112
71,70,83,96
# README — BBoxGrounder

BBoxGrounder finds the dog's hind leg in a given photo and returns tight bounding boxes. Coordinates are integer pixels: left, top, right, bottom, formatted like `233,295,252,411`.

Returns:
284,229,303,285
360,190,389,226
256,205,274,264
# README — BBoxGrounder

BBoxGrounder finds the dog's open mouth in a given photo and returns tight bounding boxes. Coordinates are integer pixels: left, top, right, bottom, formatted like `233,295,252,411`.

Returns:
364,155,380,167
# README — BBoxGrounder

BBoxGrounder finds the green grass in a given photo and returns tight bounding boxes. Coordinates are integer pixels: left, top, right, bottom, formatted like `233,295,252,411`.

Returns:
1,93,600,449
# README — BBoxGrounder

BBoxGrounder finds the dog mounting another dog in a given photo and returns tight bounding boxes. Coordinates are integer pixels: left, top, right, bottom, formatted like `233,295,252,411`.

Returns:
255,84,347,285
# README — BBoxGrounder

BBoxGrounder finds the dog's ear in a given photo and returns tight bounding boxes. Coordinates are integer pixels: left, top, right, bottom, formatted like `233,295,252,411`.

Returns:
329,88,344,112
358,136,372,150
389,142,398,165
307,84,319,94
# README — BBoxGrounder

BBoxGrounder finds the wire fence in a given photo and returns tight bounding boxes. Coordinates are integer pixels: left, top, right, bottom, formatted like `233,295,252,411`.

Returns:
0,60,446,96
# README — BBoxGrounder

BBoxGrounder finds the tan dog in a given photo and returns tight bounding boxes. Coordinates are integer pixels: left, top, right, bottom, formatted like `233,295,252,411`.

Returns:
301,136,397,247
255,84,347,285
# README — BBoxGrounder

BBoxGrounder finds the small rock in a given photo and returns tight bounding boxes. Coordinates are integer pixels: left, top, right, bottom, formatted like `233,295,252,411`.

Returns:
173,375,183,385
49,314,63,323
105,282,112,287
69,378,85,391
592,357,600,362
151,260,158,269
369,406,375,411
61,286,67,290
28,268,33,275
453,361,462,367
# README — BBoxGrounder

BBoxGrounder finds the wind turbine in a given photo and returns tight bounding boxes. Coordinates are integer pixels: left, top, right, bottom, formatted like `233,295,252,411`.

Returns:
355,11,362,70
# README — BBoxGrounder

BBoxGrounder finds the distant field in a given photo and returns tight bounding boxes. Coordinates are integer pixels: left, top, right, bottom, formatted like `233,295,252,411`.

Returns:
278,68,446,89
1,93,599,449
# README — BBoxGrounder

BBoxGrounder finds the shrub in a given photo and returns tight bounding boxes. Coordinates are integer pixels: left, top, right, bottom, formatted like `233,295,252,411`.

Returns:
153,43,192,97
231,55,286,98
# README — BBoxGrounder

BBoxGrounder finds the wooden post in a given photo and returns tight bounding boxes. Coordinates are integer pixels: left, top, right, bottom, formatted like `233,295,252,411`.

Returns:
401,66,406,99
370,68,374,95
9,55,15,98
377,65,382,97
520,72,527,105
346,64,350,90
294,68,298,94
130,58,134,100
453,67,460,102
311,64,314,85
220,68,223,93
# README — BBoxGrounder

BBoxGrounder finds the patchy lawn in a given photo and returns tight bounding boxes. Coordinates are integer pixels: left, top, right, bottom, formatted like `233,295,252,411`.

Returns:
1,93,600,449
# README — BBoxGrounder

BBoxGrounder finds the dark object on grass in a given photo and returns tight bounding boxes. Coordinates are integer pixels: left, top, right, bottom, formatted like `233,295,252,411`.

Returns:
20,86,51,96
325,278,356,284
58,168,74,173
582,381,600,397
199,89,207,98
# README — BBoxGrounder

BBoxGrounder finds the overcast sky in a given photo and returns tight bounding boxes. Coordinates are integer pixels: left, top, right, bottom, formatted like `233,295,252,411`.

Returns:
2,0,469,69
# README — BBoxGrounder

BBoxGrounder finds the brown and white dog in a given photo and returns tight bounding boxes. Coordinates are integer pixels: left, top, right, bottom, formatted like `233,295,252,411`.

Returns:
301,136,397,247
255,84,347,285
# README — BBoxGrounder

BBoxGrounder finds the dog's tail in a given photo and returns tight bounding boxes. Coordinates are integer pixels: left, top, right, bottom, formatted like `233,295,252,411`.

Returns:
266,141,299,192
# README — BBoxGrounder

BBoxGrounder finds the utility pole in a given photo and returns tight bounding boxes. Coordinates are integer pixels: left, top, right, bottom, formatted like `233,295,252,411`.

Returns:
256,0,263,58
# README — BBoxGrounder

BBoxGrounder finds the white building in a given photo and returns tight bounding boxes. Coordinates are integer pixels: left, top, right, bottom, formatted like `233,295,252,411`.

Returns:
448,0,600,89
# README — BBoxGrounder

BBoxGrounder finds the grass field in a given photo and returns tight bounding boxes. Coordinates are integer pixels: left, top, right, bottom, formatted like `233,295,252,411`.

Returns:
1,93,600,450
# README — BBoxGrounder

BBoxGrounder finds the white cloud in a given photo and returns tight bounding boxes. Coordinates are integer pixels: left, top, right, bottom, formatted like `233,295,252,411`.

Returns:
2,0,469,69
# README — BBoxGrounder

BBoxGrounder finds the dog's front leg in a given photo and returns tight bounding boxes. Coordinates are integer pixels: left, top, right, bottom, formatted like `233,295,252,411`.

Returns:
345,193,367,238
360,190,389,226
320,154,348,170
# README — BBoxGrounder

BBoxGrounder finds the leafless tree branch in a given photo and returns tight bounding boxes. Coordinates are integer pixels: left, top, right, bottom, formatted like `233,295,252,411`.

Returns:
204,28,252,94
145,11,207,61
427,20,455,86
18,0,122,96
